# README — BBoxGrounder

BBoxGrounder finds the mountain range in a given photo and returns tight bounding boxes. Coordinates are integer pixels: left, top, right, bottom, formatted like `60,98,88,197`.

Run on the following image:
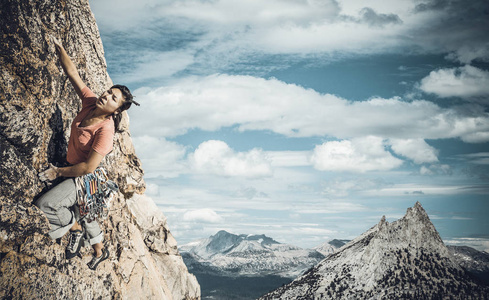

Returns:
180,230,333,299
180,230,325,278
260,202,489,299
180,202,488,299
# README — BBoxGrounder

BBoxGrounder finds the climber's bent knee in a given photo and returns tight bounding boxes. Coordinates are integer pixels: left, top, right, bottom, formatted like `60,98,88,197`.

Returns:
48,210,76,240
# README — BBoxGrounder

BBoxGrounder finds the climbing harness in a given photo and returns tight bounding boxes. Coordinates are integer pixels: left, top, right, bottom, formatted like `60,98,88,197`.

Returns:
74,167,118,223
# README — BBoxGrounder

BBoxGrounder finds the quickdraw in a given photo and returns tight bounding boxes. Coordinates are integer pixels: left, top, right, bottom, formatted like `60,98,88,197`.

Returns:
75,167,118,223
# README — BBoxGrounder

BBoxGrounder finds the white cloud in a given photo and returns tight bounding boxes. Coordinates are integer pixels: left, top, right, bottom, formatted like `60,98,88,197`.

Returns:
183,208,223,223
446,45,489,65
267,151,312,167
132,135,188,178
420,164,451,176
310,136,403,172
161,0,340,26
389,138,438,164
129,74,489,142
145,182,160,196
444,237,489,253
189,140,273,178
462,132,489,143
420,166,433,176
93,0,489,73
419,65,489,99
122,50,195,84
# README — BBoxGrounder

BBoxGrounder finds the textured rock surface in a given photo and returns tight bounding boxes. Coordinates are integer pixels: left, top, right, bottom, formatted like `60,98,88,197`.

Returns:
260,202,489,299
0,0,200,299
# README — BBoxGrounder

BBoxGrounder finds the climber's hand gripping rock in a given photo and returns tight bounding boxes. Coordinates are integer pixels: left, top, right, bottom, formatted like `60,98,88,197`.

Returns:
39,163,59,182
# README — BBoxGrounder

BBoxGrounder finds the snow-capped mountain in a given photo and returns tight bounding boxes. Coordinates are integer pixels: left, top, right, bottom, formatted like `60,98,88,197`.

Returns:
180,230,325,278
447,245,489,285
313,239,350,256
260,202,489,299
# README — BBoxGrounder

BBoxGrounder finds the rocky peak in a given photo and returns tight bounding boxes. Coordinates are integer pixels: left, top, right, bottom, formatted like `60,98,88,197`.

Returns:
405,201,430,222
206,230,280,255
0,1,199,299
328,239,349,248
378,215,387,227
206,230,242,254
261,202,488,299
313,239,347,257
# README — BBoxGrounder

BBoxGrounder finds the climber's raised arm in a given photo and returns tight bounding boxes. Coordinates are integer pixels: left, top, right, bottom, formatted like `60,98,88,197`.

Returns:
51,35,86,98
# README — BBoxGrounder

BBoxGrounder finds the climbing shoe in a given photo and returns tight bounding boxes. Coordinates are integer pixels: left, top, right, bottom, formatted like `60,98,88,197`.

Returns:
87,248,109,270
66,229,84,259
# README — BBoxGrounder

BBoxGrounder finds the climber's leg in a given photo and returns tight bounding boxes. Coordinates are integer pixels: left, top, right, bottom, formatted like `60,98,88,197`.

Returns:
93,242,104,257
73,204,104,246
83,219,104,246
35,178,77,239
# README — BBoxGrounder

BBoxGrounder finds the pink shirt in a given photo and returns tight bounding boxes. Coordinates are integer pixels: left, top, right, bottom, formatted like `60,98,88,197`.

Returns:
66,86,115,165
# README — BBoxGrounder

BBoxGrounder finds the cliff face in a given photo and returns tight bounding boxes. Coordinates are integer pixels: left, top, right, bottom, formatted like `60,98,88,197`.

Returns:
0,0,200,299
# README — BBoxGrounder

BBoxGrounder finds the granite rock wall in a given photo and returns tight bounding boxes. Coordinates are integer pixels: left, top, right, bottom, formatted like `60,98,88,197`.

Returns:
0,0,199,299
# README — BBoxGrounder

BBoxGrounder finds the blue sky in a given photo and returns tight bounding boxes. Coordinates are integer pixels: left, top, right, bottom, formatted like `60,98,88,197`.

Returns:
90,0,489,251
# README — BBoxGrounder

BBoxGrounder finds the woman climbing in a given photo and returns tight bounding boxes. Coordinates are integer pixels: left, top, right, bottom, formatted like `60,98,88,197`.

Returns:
36,36,139,270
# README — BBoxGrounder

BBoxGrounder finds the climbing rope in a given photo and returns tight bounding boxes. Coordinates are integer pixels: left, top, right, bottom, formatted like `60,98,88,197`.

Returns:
75,167,118,223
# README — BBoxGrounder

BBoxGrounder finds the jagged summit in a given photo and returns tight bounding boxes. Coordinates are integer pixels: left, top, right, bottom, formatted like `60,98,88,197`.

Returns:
406,201,430,221
261,202,488,299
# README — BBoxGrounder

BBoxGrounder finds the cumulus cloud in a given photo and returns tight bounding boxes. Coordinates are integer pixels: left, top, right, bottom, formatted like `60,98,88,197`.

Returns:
132,135,188,178
122,50,195,84
419,65,489,99
389,139,439,164
420,164,451,176
92,0,489,76
183,208,223,223
310,136,403,173
267,151,311,167
129,74,489,142
145,182,160,196
162,0,340,26
413,0,489,63
189,140,273,178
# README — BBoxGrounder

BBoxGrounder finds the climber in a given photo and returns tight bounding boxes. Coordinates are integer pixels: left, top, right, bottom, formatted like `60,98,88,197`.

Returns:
36,35,139,270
